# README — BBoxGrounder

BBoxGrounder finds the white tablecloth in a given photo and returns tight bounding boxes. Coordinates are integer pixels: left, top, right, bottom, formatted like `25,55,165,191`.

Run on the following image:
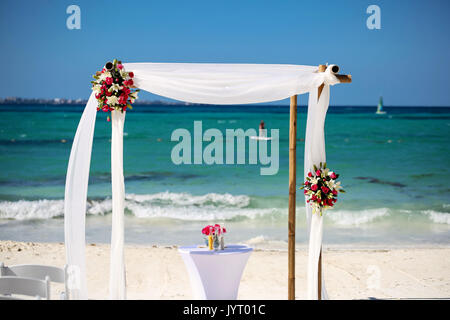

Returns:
178,244,253,300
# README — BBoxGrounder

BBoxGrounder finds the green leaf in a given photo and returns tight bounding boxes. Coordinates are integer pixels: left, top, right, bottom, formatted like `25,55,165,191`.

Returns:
340,189,346,193
323,162,327,169
313,164,318,172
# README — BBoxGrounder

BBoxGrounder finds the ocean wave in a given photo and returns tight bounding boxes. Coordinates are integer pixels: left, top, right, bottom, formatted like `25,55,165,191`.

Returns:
326,208,389,226
126,192,250,208
0,199,64,220
422,210,450,225
0,192,266,221
2,194,449,226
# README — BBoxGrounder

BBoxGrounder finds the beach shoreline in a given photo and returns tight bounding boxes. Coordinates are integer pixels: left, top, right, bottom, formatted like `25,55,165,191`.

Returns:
1,240,449,300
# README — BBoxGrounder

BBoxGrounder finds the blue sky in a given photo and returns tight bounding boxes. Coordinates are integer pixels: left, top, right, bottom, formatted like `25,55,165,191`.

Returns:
0,0,449,106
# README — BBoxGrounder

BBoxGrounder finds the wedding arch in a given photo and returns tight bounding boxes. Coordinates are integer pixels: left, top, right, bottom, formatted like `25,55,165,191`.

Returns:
64,62,351,300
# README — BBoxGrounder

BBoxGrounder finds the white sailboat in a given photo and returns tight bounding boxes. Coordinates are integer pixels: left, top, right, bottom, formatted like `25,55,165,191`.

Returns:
375,96,386,114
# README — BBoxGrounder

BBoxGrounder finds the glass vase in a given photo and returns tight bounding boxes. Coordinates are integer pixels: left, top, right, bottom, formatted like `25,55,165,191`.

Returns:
213,235,220,251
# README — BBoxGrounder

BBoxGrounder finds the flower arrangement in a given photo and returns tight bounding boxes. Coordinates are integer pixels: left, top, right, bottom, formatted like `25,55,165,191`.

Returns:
91,59,139,121
202,224,226,250
300,162,345,215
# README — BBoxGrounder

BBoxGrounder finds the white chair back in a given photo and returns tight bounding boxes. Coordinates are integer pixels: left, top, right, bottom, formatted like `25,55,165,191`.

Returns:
0,263,69,299
0,276,50,299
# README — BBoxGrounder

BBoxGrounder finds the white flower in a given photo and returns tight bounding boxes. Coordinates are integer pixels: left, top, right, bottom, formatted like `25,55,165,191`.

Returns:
110,83,122,92
326,179,336,189
92,85,102,93
99,71,111,81
120,69,128,78
107,95,119,106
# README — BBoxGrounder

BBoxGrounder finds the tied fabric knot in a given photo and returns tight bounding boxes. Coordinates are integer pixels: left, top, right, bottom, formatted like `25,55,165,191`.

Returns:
322,64,340,86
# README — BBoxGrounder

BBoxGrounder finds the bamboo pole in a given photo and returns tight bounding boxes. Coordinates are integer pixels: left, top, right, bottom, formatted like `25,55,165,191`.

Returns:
318,248,322,300
317,64,327,102
317,64,326,300
288,95,297,300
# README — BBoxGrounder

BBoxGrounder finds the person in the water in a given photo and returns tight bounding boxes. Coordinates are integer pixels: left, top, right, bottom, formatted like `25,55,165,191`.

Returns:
259,120,266,137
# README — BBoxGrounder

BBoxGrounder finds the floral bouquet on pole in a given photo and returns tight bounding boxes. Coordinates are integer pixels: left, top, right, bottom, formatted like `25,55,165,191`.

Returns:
202,224,227,250
91,59,139,121
300,162,345,215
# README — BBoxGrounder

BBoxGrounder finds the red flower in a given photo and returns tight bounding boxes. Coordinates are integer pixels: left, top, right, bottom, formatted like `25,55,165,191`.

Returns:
105,77,113,85
127,79,134,86
311,184,318,191
316,170,321,176
311,195,317,201
118,94,128,105
128,72,134,78
222,228,226,233
117,64,123,70
308,172,312,177
304,190,308,194
330,172,337,179
304,181,310,185
332,189,338,195
321,186,329,194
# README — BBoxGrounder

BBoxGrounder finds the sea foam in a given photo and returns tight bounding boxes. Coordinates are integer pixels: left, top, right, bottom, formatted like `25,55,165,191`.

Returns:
422,210,450,225
326,208,389,226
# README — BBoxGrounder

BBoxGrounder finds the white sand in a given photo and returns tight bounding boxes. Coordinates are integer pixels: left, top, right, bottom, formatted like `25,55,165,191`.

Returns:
1,240,449,300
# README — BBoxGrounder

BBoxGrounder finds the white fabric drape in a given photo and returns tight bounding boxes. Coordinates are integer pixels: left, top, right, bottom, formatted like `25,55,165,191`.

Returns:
304,85,331,300
64,92,97,300
64,63,340,299
109,110,126,299
123,63,338,105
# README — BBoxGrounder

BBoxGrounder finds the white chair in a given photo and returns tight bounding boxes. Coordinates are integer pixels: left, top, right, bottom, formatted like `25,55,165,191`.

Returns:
0,263,69,299
0,276,50,299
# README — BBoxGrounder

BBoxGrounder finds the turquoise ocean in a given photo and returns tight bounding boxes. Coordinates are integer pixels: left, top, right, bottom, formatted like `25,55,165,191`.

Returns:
0,104,449,248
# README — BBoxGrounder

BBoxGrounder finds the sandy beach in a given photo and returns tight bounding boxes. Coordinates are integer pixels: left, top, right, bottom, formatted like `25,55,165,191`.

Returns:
1,240,449,300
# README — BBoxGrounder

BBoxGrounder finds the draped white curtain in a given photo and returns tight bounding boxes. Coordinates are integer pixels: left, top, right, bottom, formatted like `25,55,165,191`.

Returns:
304,85,331,300
123,63,335,105
64,92,97,300
63,63,339,299
110,110,126,299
